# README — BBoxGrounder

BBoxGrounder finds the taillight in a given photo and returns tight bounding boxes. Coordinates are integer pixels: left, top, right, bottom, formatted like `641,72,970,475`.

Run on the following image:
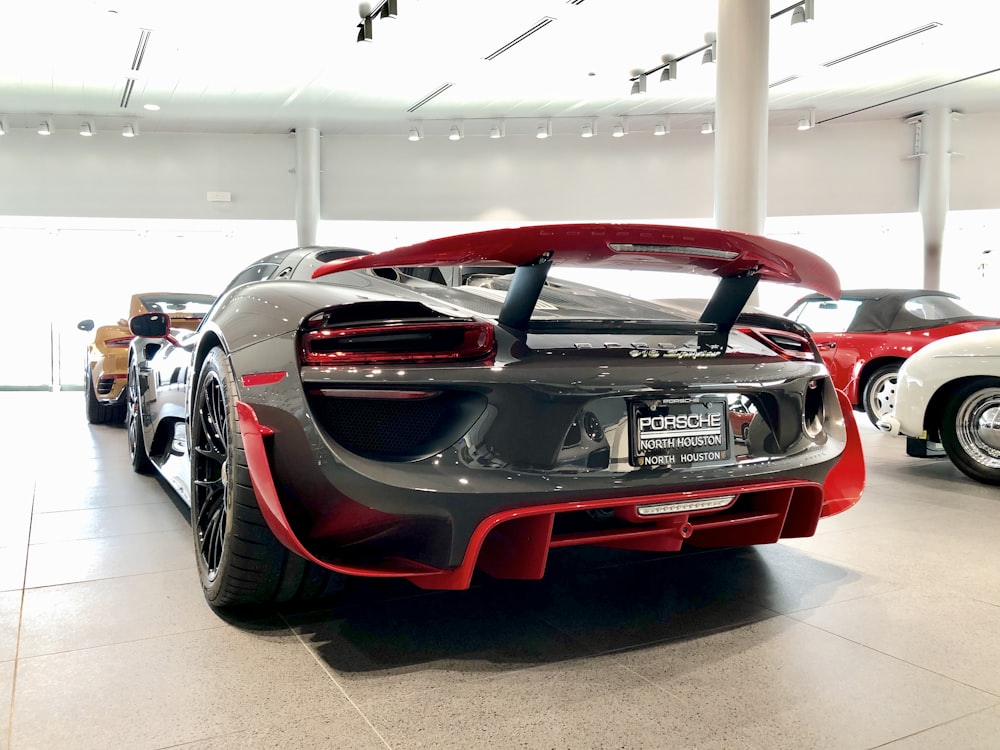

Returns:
738,327,816,361
299,321,496,366
103,336,134,348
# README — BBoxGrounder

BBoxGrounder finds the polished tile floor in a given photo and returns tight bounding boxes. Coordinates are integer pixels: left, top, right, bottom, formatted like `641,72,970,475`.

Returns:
2,391,1000,749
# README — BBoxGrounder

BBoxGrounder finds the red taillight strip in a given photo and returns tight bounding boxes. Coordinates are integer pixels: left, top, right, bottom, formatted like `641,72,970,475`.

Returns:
103,336,134,348
300,321,496,366
241,371,287,388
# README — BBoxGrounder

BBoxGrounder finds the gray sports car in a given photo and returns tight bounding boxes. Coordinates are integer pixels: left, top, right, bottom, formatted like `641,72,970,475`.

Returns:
126,223,865,609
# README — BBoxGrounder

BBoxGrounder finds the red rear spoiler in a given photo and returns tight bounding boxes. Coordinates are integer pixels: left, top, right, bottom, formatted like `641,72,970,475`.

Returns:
312,223,840,298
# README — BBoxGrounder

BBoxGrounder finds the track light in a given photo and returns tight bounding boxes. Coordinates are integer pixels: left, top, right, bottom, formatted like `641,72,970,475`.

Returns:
80,122,94,136
580,122,594,138
630,74,647,96
489,124,503,139
612,123,626,138
659,60,677,83
791,0,815,25
407,126,421,141
448,125,462,141
536,121,550,139
38,120,52,135
357,16,373,42
0,118,6,136
702,43,716,65
701,120,714,135
379,0,398,19
653,122,668,136
797,108,816,130
122,124,136,138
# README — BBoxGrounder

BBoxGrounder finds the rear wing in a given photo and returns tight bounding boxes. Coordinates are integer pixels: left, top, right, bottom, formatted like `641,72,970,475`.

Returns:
312,223,840,336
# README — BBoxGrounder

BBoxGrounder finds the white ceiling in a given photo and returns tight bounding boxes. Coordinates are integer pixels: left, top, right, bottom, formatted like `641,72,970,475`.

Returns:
2,0,998,138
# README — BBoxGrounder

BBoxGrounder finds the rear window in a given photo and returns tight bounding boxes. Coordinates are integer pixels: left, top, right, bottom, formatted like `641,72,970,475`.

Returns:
785,299,863,333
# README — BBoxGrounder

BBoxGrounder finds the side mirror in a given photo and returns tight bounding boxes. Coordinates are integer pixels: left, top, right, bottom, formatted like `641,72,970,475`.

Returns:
77,319,95,332
129,312,170,338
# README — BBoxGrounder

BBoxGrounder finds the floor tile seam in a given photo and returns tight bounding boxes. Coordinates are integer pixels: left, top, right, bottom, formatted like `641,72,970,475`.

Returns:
776,582,909,617
22,564,196,591
282,613,394,750
26,527,191,547
864,700,1000,749
6,481,35,750
791,618,1000,699
152,728,246,749
30,499,173,514
12,622,229,663
536,604,776,662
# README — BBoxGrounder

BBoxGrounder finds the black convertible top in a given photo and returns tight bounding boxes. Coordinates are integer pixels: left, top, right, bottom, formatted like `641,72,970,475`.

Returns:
786,288,987,333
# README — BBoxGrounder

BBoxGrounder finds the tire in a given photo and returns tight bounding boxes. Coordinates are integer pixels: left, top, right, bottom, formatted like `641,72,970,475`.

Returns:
126,364,153,473
939,378,1000,485
862,365,900,426
190,347,344,609
85,367,123,425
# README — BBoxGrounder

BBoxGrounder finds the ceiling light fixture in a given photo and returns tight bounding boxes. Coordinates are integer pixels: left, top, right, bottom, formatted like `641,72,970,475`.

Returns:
407,126,421,141
630,73,647,96
536,121,551,139
580,122,594,138
448,125,463,141
612,123,626,138
379,0,398,19
489,123,504,139
701,120,715,135
37,121,52,135
357,15,373,42
653,122,669,136
79,122,94,136
659,59,677,83
797,108,816,130
791,0,815,25
143,103,160,111
0,118,7,136
122,124,136,138
702,35,717,65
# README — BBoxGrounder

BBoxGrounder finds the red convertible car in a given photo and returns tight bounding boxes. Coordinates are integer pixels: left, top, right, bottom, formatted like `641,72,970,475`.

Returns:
785,289,1000,425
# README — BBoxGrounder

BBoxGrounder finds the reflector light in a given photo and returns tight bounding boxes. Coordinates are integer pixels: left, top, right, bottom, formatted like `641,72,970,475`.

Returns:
300,321,496,366
637,495,735,516
241,371,287,388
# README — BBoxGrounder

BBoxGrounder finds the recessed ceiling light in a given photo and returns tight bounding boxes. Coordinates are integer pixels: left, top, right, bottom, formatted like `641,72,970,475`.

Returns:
143,103,160,111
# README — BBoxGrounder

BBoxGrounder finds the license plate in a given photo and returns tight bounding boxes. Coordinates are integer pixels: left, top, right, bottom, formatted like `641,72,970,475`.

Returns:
629,397,731,468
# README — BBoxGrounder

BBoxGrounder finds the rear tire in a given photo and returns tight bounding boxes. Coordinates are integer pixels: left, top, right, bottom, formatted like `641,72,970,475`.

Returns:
126,365,153,473
85,367,123,424
939,378,1000,485
862,365,899,426
190,347,344,609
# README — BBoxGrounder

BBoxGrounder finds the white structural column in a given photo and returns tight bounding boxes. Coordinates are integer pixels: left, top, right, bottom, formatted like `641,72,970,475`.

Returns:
295,127,322,247
915,107,954,290
713,0,770,236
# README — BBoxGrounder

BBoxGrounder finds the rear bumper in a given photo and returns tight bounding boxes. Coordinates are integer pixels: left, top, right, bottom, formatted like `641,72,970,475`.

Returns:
235,395,864,590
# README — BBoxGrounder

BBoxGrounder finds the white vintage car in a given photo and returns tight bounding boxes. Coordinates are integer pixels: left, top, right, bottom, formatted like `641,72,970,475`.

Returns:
878,328,1000,484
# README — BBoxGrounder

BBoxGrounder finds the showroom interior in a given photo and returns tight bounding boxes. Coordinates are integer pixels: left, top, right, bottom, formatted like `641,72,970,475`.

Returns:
2,0,1000,748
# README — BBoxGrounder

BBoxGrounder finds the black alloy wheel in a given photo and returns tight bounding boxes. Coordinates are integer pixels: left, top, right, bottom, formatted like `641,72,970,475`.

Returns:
190,347,343,608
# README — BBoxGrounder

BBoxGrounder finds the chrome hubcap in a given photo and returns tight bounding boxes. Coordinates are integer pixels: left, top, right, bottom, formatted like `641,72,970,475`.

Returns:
869,372,897,418
956,388,1000,468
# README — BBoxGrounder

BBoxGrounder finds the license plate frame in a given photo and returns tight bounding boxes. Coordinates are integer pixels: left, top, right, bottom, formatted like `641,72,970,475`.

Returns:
629,396,731,468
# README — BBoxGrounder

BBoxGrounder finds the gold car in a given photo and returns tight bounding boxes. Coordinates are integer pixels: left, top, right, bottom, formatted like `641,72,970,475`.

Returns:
78,292,216,424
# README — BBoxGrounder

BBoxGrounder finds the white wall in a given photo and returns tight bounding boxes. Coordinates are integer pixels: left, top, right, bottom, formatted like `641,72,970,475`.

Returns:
2,112,997,222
